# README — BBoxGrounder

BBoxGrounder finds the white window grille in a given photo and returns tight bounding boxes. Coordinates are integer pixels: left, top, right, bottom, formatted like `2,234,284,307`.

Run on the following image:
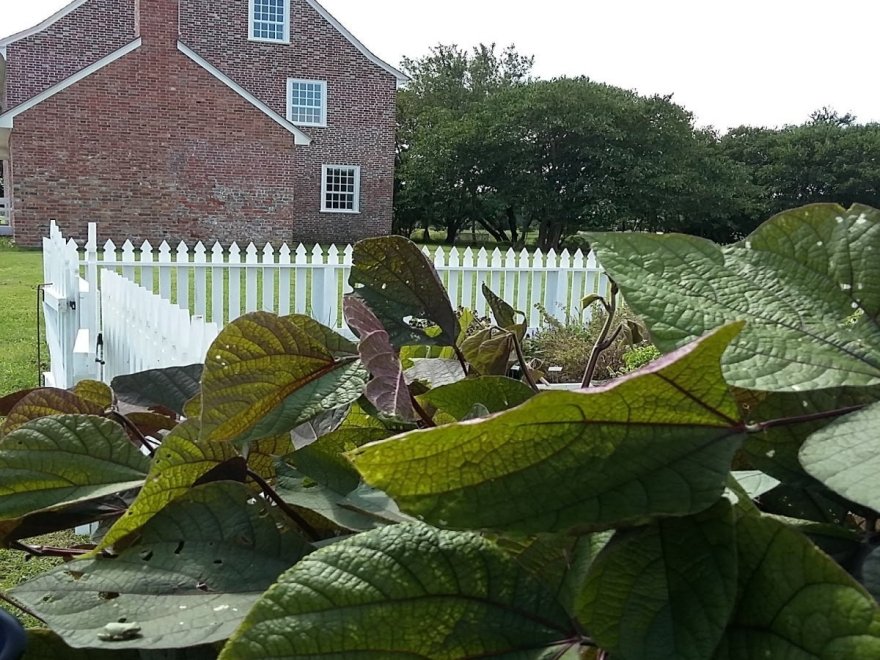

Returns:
287,79,327,126
321,165,361,213
249,0,289,43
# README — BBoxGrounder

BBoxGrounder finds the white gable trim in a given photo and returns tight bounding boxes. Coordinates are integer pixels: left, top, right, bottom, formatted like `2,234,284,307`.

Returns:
304,0,409,87
0,0,89,50
177,42,312,146
0,38,142,125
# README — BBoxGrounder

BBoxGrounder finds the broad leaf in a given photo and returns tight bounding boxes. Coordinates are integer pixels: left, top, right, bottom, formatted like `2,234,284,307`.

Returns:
93,420,239,552
275,462,406,532
199,312,367,446
579,499,737,660
731,470,780,499
590,203,880,391
342,295,416,421
218,523,580,659
348,236,459,347
855,544,880,602
13,482,311,650
740,385,880,486
352,324,746,534
0,415,150,520
111,365,203,416
290,405,348,450
289,404,391,494
71,381,114,409
799,401,880,512
460,326,514,375
418,375,534,420
715,513,880,658
1,388,104,436
482,282,519,329
404,358,466,388
23,629,218,659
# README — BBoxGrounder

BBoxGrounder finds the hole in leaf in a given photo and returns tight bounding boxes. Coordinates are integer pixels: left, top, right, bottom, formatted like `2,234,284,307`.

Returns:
117,617,127,623
99,592,120,600
174,541,184,555
213,559,223,565
140,550,153,561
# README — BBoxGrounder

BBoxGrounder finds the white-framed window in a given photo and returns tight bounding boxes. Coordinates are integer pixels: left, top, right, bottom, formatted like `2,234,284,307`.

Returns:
248,0,289,43
287,79,327,127
321,165,361,214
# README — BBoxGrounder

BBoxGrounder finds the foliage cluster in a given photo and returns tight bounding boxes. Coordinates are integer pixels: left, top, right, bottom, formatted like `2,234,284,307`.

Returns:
395,45,880,249
1,203,879,659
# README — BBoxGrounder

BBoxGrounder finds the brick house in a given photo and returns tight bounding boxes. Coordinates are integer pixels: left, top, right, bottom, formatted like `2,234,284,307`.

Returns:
0,0,406,246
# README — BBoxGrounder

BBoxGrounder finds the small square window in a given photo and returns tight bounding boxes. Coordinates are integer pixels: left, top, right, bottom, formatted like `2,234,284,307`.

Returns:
249,0,289,43
287,79,327,127
321,165,360,214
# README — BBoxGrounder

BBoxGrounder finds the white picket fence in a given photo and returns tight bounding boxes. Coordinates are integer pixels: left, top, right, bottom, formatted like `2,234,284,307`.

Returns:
42,221,611,386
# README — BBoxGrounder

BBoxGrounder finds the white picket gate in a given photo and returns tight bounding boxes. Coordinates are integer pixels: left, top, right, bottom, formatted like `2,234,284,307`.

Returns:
42,222,611,386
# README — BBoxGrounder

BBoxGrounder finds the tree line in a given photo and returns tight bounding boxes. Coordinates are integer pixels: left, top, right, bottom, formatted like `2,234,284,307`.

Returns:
394,45,880,250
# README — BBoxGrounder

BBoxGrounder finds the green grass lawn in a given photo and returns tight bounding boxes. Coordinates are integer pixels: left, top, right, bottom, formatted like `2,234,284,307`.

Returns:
0,241,45,396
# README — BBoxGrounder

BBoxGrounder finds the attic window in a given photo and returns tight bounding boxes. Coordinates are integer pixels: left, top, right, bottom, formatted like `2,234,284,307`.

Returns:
249,0,289,43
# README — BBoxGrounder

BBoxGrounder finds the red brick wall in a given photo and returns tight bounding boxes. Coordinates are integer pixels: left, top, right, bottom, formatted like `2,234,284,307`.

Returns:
4,0,137,109
11,0,300,247
7,0,396,245
179,0,397,242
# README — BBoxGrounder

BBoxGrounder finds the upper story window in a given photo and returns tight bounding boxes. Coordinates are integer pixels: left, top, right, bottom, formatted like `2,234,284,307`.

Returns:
321,165,361,214
287,79,327,127
249,0,290,43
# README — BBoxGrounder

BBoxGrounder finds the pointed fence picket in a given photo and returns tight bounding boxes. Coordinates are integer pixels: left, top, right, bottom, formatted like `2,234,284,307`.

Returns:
43,222,613,386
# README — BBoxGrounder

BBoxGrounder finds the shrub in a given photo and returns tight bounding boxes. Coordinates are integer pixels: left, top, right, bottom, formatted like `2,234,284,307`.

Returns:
1,204,879,659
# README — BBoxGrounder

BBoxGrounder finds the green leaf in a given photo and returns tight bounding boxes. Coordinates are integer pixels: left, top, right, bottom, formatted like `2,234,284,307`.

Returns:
799,401,880,512
342,295,417,421
418,375,534,420
71,380,114,409
460,326,514,375
24,629,218,659
289,404,392,494
274,463,403,532
0,415,150,520
494,531,611,617
482,282,520,329
219,523,579,659
731,470,780,499
1,388,104,436
578,499,737,660
93,420,239,552
404,357,466,388
352,323,746,534
349,236,459,347
715,513,880,658
12,482,311,650
111,365,203,416
740,385,880,486
199,312,367,446
590,203,880,391
854,544,880,602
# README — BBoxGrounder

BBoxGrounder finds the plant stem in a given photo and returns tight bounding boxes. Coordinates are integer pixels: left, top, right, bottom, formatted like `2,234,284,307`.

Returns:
108,410,157,456
510,330,539,393
452,343,469,375
410,394,436,427
581,282,620,388
10,541,93,558
0,591,45,624
746,404,866,432
246,468,320,542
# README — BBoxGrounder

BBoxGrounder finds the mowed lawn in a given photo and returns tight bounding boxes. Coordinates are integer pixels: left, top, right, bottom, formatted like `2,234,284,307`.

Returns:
0,242,45,396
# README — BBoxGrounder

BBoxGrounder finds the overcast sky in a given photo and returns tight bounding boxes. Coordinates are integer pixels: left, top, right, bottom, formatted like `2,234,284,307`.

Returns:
2,0,878,131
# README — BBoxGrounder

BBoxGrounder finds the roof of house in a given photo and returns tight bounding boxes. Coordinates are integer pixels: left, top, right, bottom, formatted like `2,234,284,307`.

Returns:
0,0,409,85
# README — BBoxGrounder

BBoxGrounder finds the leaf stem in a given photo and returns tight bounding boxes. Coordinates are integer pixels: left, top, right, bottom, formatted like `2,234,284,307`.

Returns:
452,343,469,375
410,394,436,427
581,282,620,388
10,541,93,558
509,330,539,393
246,468,321,542
107,410,157,457
0,591,45,624
746,404,866,432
